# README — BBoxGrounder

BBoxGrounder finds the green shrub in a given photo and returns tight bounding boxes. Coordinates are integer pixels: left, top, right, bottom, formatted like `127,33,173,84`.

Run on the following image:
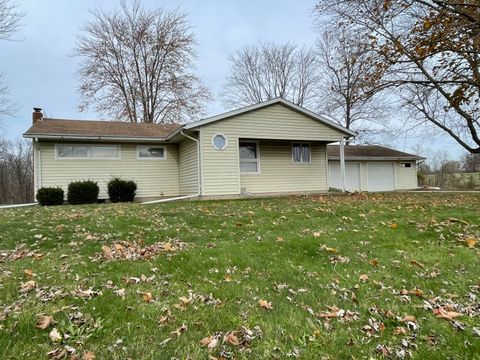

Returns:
107,178,137,203
67,181,99,205
36,187,64,206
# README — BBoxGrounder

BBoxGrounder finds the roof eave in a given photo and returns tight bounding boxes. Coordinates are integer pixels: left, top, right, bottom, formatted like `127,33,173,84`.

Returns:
22,133,170,142
328,156,426,161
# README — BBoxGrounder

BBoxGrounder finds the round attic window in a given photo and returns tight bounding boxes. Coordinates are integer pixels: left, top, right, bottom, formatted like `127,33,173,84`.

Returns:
212,134,228,150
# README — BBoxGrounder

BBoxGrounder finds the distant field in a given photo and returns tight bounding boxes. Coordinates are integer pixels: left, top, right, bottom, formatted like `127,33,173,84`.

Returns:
423,172,480,190
0,193,479,359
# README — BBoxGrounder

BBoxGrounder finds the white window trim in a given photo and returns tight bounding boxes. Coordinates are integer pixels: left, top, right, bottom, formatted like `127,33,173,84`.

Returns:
239,140,261,175
291,142,311,164
55,144,121,160
136,145,167,160
211,133,228,151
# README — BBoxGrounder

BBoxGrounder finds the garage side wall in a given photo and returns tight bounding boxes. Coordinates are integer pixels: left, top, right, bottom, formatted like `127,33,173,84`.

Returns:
395,161,418,189
38,142,180,199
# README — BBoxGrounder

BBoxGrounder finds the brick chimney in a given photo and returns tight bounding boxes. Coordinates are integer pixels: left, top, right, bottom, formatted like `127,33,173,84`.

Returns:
32,108,43,123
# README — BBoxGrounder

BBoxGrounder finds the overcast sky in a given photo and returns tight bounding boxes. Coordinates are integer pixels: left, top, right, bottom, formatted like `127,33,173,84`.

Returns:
0,0,466,160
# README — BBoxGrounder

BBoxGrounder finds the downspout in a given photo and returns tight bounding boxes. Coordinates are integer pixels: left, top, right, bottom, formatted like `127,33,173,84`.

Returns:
36,138,42,192
141,130,201,205
339,135,346,192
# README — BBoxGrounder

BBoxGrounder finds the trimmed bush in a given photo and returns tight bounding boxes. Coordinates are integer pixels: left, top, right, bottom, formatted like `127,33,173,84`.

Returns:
67,181,99,205
108,178,137,203
36,187,64,206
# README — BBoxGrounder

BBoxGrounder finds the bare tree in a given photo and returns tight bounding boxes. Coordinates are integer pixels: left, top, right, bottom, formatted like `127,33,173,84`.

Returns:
222,42,318,108
462,153,480,173
315,0,480,153
0,0,22,121
0,0,22,40
315,29,389,142
0,138,33,204
75,0,210,124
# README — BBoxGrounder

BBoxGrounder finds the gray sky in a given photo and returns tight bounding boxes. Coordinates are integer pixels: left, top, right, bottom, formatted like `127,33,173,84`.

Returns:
0,0,466,160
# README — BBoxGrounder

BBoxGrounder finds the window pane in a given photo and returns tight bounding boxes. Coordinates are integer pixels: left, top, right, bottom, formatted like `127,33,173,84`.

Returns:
138,146,164,158
213,135,226,150
239,143,257,159
292,144,301,162
57,145,74,158
301,144,310,163
90,146,119,158
73,146,88,157
240,162,257,173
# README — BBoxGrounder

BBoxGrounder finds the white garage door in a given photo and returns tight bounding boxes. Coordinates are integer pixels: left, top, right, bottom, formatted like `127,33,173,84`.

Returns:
329,162,361,191
367,162,395,191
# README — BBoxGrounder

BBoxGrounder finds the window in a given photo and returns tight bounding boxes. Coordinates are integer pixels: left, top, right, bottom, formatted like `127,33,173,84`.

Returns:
212,134,228,150
292,143,311,164
239,141,259,174
56,144,120,159
401,162,412,168
137,145,165,159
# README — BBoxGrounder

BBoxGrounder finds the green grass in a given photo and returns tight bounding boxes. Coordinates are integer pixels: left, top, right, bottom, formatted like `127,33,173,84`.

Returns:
0,193,479,359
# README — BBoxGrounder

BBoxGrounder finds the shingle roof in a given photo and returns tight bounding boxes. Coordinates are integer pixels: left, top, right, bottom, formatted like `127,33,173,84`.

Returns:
327,145,425,160
24,118,182,139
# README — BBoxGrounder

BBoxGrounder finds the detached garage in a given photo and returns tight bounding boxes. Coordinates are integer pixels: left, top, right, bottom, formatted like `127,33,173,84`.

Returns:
327,145,426,192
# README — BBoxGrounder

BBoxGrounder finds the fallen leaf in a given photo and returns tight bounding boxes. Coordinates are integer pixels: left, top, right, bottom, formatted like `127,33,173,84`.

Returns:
224,274,233,282
390,223,398,229
36,315,56,329
433,308,462,321
47,348,67,359
101,245,112,259
276,236,284,242
466,237,477,248
369,259,379,267
24,269,34,277
170,323,187,337
258,299,273,310
359,274,369,282
410,260,424,268
400,315,416,323
143,292,153,302
20,280,36,292
200,335,218,349
224,331,240,346
49,328,62,342
394,327,407,335
83,351,95,360
313,232,321,238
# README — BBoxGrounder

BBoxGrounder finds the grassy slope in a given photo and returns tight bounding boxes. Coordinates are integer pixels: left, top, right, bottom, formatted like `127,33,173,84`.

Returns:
0,193,479,359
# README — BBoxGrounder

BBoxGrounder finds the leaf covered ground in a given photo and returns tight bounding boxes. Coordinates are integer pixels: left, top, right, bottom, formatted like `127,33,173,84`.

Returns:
0,193,479,359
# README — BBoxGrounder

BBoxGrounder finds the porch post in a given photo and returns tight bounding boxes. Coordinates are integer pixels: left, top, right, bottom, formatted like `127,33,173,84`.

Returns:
339,136,346,192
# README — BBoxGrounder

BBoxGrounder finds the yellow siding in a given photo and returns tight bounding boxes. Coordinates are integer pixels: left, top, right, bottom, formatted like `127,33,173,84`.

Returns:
38,142,180,199
240,141,328,193
201,103,343,141
179,138,199,195
200,103,344,195
395,161,418,189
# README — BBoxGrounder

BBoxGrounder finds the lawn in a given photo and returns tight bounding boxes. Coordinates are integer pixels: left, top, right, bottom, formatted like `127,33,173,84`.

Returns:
0,193,479,359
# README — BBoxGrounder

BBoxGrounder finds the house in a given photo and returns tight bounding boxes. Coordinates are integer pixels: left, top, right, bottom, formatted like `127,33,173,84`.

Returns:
23,98,425,200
